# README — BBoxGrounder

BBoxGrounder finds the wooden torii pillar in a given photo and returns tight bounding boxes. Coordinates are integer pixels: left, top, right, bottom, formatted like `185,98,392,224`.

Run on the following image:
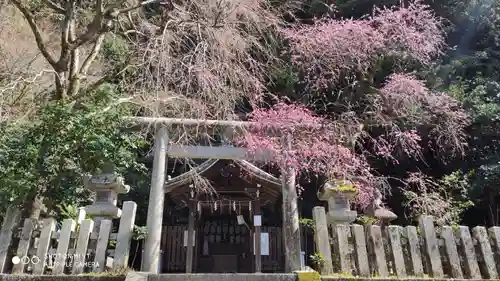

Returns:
134,117,303,273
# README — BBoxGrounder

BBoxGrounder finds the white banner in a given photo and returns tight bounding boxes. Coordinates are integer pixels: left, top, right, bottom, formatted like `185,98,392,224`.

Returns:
253,232,269,256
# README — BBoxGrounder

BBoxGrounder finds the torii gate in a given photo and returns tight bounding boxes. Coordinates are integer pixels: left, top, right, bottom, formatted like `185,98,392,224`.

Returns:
131,117,302,274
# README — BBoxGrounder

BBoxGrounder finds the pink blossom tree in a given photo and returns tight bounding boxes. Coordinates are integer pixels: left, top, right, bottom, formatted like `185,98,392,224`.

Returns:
280,0,444,89
238,102,379,207
237,1,470,213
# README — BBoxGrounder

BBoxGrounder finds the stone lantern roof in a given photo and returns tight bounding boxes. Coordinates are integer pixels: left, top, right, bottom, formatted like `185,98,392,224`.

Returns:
83,173,130,194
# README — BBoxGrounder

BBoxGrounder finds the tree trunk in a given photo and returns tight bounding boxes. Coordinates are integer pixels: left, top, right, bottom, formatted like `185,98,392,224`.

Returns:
21,195,45,220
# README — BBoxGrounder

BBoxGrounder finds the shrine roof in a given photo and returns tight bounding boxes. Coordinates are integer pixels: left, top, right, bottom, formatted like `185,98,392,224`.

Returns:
164,159,281,207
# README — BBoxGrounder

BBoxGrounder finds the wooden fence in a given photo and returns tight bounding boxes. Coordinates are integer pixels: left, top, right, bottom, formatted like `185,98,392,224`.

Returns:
312,206,500,279
0,201,137,275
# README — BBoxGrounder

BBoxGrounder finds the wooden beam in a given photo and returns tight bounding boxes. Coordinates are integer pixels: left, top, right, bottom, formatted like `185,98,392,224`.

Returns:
168,144,273,162
128,117,254,127
127,117,320,129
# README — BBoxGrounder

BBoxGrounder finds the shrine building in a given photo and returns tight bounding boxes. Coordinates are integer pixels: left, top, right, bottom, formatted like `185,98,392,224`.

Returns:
162,159,285,273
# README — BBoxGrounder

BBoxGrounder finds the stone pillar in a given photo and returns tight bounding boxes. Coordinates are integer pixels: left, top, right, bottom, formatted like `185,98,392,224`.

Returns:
281,134,302,272
317,180,357,226
84,172,130,230
143,126,168,273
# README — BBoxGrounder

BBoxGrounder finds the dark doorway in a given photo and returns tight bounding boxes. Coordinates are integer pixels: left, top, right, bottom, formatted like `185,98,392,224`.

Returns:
196,214,252,273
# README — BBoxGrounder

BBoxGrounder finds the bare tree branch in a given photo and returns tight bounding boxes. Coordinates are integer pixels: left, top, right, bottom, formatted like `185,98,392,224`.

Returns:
0,69,53,95
58,0,76,73
72,0,164,48
10,0,58,69
68,15,80,96
112,0,161,16
41,0,65,14
85,96,137,117
80,34,106,76
67,32,105,96
69,19,79,79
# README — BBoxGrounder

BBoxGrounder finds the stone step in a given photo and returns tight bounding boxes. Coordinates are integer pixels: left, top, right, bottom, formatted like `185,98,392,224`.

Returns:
125,272,297,281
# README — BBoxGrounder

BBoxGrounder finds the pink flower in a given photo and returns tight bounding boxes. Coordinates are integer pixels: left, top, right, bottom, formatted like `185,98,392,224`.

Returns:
281,1,444,90
235,102,379,208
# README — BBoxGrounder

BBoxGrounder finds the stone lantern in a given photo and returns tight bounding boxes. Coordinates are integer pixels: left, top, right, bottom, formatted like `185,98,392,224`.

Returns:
84,171,130,224
367,188,397,225
317,179,357,225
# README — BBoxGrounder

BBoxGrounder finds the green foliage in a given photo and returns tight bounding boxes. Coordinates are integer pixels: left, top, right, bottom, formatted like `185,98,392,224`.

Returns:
404,170,474,225
108,239,116,249
355,215,377,225
298,218,314,229
309,252,325,272
102,35,132,66
334,0,398,18
268,61,300,99
440,170,475,216
132,225,148,240
328,179,357,192
57,203,79,221
0,85,147,213
79,266,131,276
434,76,500,123
27,0,47,12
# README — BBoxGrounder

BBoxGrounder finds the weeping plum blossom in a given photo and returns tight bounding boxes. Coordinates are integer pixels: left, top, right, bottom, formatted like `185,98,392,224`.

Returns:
371,1,445,63
280,20,385,89
373,129,423,164
379,73,431,118
238,77,468,208
379,73,470,156
136,0,284,121
237,103,377,207
281,0,444,89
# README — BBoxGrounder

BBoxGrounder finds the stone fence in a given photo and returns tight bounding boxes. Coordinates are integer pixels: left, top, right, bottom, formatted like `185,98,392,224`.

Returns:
0,201,137,275
312,206,500,279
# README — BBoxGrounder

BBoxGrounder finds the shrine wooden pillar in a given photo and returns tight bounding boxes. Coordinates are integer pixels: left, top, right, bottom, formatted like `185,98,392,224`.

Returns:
143,126,168,273
281,134,301,272
254,192,262,273
186,198,196,273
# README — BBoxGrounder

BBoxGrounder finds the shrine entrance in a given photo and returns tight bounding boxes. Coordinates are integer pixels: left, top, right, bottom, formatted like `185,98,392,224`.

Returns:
196,214,252,273
161,159,286,273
